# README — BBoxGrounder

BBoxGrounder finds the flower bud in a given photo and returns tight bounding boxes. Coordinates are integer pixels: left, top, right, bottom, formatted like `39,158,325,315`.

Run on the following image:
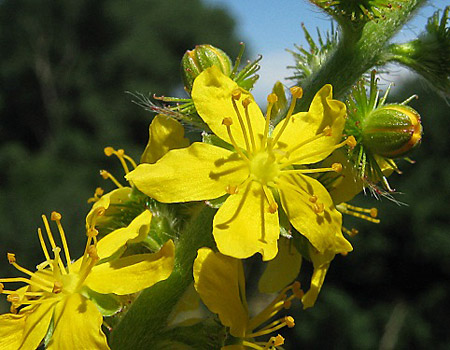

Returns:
181,44,232,93
361,104,422,158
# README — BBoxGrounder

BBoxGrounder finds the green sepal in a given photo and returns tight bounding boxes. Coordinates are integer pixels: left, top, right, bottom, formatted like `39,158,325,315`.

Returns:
83,288,122,317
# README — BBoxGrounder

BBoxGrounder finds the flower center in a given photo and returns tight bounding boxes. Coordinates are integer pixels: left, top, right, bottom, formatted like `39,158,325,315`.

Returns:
250,151,280,185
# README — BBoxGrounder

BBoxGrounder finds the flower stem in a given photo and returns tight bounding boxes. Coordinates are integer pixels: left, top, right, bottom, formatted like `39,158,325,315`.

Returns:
110,205,216,349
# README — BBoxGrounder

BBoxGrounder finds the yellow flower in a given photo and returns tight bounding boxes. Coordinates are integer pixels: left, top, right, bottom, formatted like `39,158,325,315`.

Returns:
193,247,302,350
0,209,175,350
128,66,353,260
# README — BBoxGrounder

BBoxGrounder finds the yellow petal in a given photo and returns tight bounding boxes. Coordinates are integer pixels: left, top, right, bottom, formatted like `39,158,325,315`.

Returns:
192,66,265,150
141,115,190,164
193,248,248,338
322,149,364,205
48,294,109,350
96,209,152,260
20,300,57,349
278,174,352,255
0,313,26,349
86,187,132,228
273,84,346,164
127,142,249,202
301,247,335,309
213,180,280,261
258,237,302,294
86,240,175,295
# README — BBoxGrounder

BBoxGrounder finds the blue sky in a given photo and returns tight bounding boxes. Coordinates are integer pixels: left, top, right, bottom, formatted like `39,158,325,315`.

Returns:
204,0,448,104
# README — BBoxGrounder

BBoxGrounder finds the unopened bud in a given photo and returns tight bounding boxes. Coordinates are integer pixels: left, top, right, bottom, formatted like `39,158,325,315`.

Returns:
181,44,232,93
361,104,422,158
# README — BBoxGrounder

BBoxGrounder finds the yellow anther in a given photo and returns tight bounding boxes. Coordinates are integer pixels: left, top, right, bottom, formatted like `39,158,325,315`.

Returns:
231,89,242,100
100,170,109,179
268,202,278,214
226,185,239,195
95,207,106,218
267,93,278,104
95,187,104,196
116,149,125,157
370,208,378,218
309,195,318,203
51,211,62,221
7,293,20,304
0,283,4,292
87,227,99,239
346,135,357,149
323,126,332,136
290,86,303,99
273,334,285,346
222,117,233,126
104,147,115,156
87,245,99,261
283,300,292,309
331,162,343,172
285,316,295,328
242,97,252,108
7,253,16,264
313,202,324,214
341,251,349,256
53,281,63,294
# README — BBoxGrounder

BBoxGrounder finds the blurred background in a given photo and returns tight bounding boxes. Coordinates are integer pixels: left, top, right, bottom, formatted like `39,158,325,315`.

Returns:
0,0,448,349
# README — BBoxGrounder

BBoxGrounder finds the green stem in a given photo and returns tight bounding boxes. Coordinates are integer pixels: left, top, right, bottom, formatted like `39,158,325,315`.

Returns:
110,205,216,349
295,0,427,112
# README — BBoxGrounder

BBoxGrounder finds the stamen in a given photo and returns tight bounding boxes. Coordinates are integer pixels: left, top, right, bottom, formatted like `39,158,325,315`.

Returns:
222,118,250,163
242,97,257,152
51,212,71,273
282,126,332,160
337,203,380,223
309,196,318,203
51,246,67,277
313,202,325,214
52,281,63,294
342,227,359,237
87,187,104,203
272,86,303,146
230,90,251,152
280,136,354,169
42,215,67,274
261,94,278,149
247,316,295,338
262,186,278,214
100,170,124,188
0,277,54,293
38,228,50,270
104,147,130,174
226,185,239,195
281,164,342,175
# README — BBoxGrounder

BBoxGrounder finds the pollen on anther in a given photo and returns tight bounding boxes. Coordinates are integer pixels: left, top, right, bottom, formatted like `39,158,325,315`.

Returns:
283,300,292,309
231,89,241,100
226,185,239,195
290,86,303,99
51,211,62,221
313,203,324,214
104,147,115,157
273,335,285,346
222,117,233,126
267,93,278,104
242,97,252,108
100,170,109,179
87,245,99,261
346,136,357,149
370,208,378,218
285,316,295,328
323,126,332,136
87,227,99,238
0,283,4,293
268,202,278,214
7,253,16,264
53,281,63,294
332,163,343,172
309,195,318,203
7,294,20,304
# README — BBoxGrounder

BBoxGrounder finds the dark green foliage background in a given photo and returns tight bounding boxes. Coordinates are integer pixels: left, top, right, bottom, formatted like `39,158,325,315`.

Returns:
0,0,449,349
